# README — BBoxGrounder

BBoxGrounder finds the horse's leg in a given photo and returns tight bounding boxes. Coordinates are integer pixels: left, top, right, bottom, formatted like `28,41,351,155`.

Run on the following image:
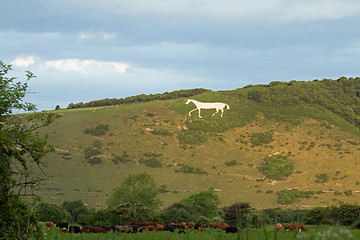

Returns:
188,108,197,116
220,109,224,117
198,108,202,118
212,109,219,117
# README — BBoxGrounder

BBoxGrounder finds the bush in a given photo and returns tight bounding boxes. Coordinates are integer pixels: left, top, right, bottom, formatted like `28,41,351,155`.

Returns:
84,124,109,136
276,189,315,205
225,160,237,166
151,129,173,136
159,203,198,224
196,216,210,227
84,147,102,159
315,173,329,183
250,131,273,146
177,129,207,145
139,158,162,168
303,207,332,225
88,157,102,165
178,164,207,175
112,152,131,164
258,155,294,180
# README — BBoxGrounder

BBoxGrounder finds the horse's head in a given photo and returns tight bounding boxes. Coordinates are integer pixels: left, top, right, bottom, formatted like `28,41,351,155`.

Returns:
185,99,192,104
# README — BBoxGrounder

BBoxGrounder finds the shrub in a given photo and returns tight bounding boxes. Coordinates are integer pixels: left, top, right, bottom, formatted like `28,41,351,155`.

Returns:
93,140,102,149
151,129,173,136
303,207,331,225
225,160,237,166
84,124,109,136
84,147,102,159
33,201,68,223
178,164,207,175
112,152,131,164
250,131,273,146
315,173,329,183
196,216,210,227
177,129,207,145
139,158,162,168
276,189,315,205
258,155,294,180
344,190,353,196
88,157,102,165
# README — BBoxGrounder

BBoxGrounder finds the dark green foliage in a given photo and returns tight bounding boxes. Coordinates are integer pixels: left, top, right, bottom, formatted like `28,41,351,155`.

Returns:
68,88,210,109
258,155,294,180
260,208,306,224
303,207,332,225
107,172,161,211
344,190,353,196
0,61,59,239
315,173,330,183
225,160,238,166
151,129,173,136
144,152,162,158
180,189,221,218
158,202,198,223
196,216,210,227
250,131,273,146
88,157,102,165
33,201,68,223
55,105,61,110
92,140,102,148
0,196,44,240
178,164,207,175
112,151,131,164
276,189,315,205
243,77,360,128
84,123,109,136
222,202,252,228
139,157,162,168
61,200,89,223
84,147,102,159
177,129,207,145
331,204,360,226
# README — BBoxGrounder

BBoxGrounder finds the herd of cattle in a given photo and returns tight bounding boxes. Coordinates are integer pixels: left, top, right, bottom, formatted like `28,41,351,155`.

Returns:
44,221,307,234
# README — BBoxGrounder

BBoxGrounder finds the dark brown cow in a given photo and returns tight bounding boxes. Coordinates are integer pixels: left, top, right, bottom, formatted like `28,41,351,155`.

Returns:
275,223,283,231
298,224,307,232
284,222,297,231
198,227,207,231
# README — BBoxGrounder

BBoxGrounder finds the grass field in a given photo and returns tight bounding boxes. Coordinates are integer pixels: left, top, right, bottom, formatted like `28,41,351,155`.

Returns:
44,225,360,240
27,90,360,210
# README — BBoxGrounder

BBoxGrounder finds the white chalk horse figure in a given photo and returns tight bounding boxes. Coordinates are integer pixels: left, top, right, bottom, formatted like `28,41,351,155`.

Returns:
185,99,230,118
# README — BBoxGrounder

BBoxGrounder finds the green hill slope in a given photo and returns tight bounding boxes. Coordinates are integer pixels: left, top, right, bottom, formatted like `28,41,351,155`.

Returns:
33,77,360,210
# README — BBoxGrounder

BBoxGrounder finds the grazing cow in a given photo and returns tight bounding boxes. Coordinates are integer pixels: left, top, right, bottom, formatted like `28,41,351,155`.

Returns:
275,223,283,231
130,222,142,227
284,223,297,231
165,224,176,232
194,223,201,230
132,225,138,233
198,227,207,231
209,222,222,229
179,222,188,229
115,225,134,233
56,222,69,230
45,222,54,230
156,224,166,231
81,225,106,233
139,227,149,233
222,223,230,230
188,222,195,228
298,224,307,232
225,226,238,233
69,225,81,234
178,229,186,234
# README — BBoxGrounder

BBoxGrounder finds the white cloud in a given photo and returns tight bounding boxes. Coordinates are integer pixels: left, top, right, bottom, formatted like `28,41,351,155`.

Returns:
45,59,129,74
11,56,36,67
78,31,117,40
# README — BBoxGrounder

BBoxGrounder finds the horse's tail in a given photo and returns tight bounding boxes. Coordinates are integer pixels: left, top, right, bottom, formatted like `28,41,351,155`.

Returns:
225,104,230,109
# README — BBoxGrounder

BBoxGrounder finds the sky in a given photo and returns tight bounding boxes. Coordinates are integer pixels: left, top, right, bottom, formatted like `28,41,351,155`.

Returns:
2,0,360,111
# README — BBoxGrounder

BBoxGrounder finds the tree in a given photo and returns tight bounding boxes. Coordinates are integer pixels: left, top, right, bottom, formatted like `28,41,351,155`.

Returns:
222,202,252,228
107,172,161,210
0,61,59,239
33,201,68,223
61,200,89,223
180,189,221,218
55,105,61,110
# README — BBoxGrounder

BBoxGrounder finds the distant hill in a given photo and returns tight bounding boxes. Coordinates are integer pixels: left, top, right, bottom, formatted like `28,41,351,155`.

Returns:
33,77,360,210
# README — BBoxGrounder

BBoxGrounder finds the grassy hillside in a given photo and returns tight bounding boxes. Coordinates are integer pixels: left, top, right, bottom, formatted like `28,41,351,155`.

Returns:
31,77,360,210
